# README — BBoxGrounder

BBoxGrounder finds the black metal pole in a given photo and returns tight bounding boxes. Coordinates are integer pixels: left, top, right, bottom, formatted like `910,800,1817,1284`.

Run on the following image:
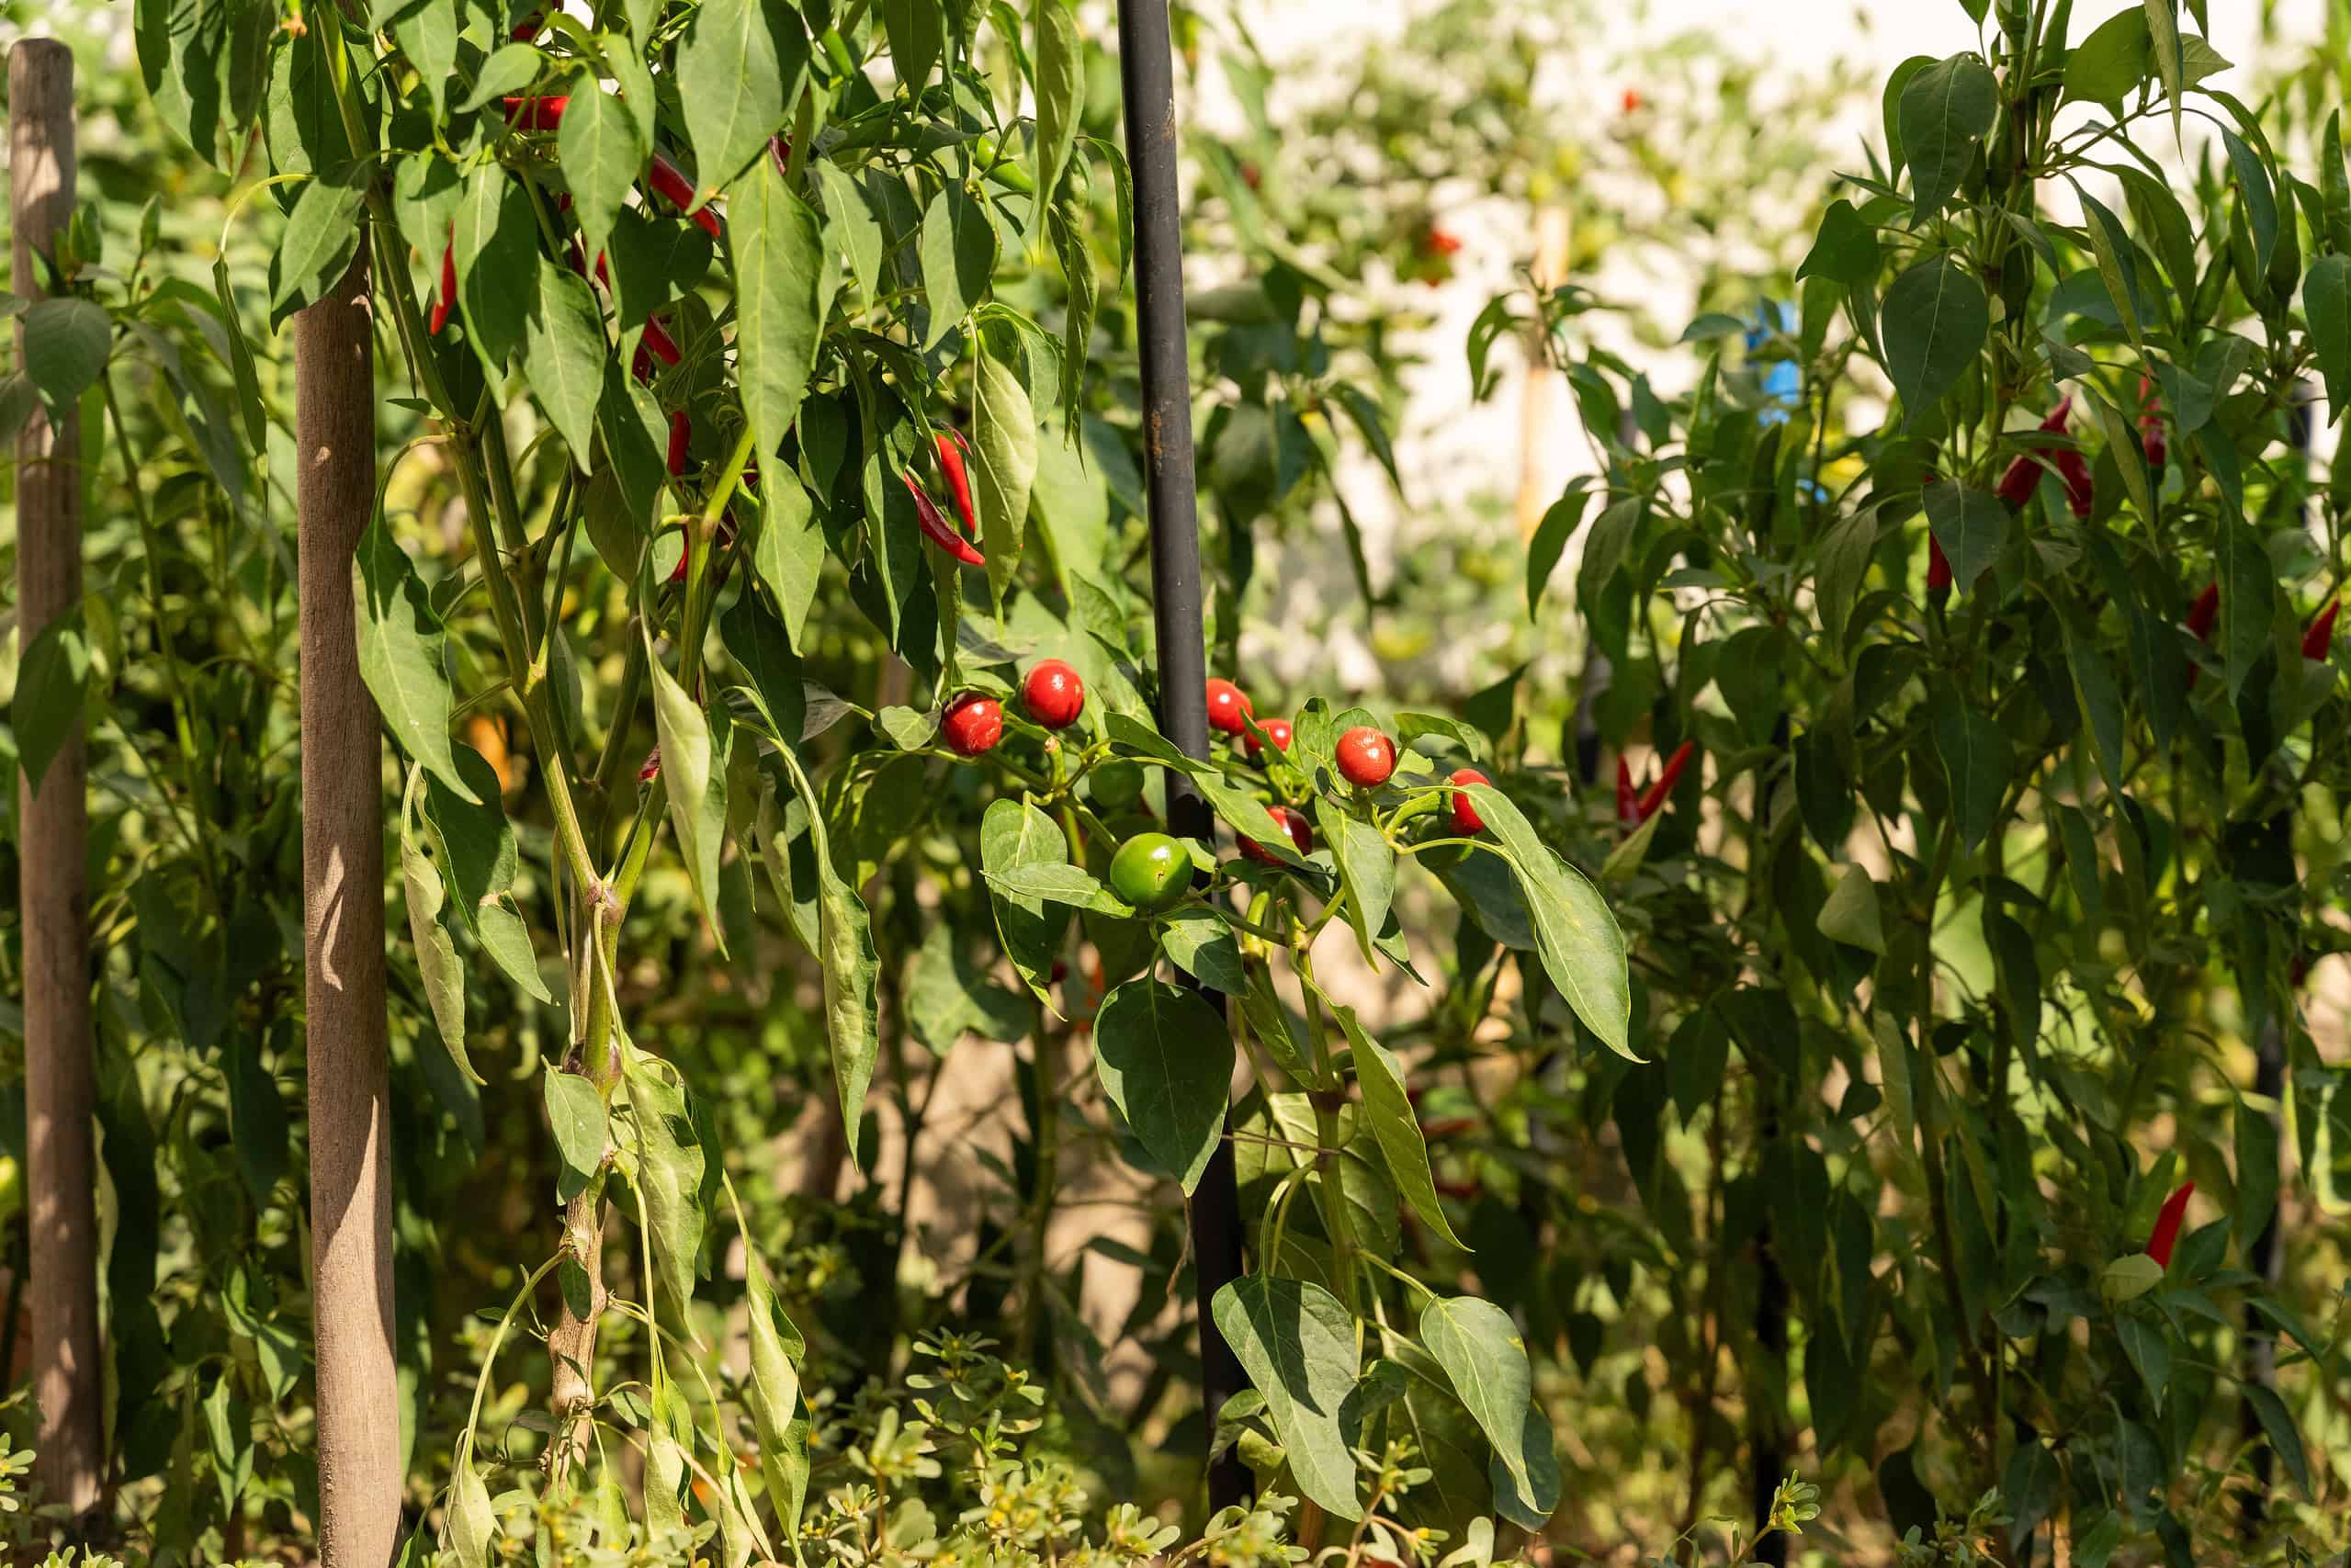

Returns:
1115,0,1250,1512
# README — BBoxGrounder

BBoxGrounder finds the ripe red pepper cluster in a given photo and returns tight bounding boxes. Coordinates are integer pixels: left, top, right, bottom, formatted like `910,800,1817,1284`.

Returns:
905,433,985,566
1994,398,2094,519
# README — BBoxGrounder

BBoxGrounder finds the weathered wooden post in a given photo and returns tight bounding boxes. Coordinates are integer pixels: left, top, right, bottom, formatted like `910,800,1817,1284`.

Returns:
11,36,104,1528
297,245,404,1559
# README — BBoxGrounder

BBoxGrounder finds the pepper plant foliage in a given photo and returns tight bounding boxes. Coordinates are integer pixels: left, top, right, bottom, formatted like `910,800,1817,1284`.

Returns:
119,0,1645,1553
1499,0,2349,1556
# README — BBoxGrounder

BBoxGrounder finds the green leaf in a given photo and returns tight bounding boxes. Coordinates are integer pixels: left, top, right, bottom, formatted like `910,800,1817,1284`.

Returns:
1211,1275,1362,1520
2063,8,2150,103
729,153,827,471
814,160,883,305
880,0,942,88
1419,1294,1554,1525
1923,481,2006,593
2234,1097,2279,1265
521,257,607,472
2217,517,2277,700
1159,907,1248,994
458,43,543,112
2222,130,2278,278
1795,197,1882,287
679,0,808,192
752,474,826,649
2064,621,2129,796
1897,54,1997,222
353,514,477,802
976,340,1037,610
722,590,807,747
1320,807,1395,966
389,0,459,117
1335,1008,1468,1250
2075,187,2147,350
918,184,998,349
2304,254,2351,424
1458,784,1631,1056
12,609,91,795
400,811,470,1083
2118,1312,2169,1410
1093,977,1233,1194
543,1068,608,1199
2244,1382,2311,1497
1033,0,1082,200
1526,483,1595,619
1932,705,2007,854
741,1241,810,1536
985,861,1135,917
981,797,1071,1004
556,74,645,276
19,297,111,422
770,743,881,1161
455,164,538,373
1816,864,1886,953
621,1049,706,1313
646,633,726,931
2143,0,2184,141
1882,254,1988,427
446,1445,498,1565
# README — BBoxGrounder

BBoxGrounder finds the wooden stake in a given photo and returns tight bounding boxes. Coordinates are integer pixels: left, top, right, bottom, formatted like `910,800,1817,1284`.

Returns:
11,37,104,1527
297,247,402,1562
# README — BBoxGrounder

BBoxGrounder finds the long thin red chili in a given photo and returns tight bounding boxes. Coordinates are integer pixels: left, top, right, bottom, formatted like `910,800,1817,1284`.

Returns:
1614,757,1636,825
2304,599,2339,660
649,151,722,239
430,237,455,335
633,315,683,383
1635,739,1695,824
1995,398,2089,516
2147,1180,2194,1270
1927,534,1953,594
903,473,986,566
666,411,691,478
935,433,978,536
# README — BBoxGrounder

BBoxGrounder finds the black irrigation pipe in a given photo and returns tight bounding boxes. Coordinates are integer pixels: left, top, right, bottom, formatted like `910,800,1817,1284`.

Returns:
1115,0,1251,1511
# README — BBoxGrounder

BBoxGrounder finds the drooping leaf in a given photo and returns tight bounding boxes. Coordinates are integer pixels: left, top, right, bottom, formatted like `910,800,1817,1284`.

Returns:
1897,54,1997,222
2217,516,2277,700
1211,1275,1362,1520
1334,1008,1468,1250
1881,254,1988,427
543,1068,607,1199
769,742,881,1160
679,0,809,194
1458,784,1631,1056
556,74,644,279
646,632,726,931
353,514,477,802
2304,254,2351,423
400,809,471,1083
1932,705,2007,854
981,797,1071,1004
1093,977,1232,1194
975,339,1037,610
918,184,997,348
1420,1295,1554,1526
621,1049,706,1314
12,608,91,795
19,297,111,422
729,153,826,470
1032,0,1082,201
1923,482,2006,592
521,256,607,472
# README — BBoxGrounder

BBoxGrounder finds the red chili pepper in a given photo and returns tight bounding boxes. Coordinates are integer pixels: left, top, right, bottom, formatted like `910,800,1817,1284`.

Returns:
1635,740,1695,824
2186,581,2219,689
1423,228,1464,257
642,314,682,366
2138,375,2166,469
1995,398,2085,513
1927,534,1953,594
903,473,986,566
2303,599,2339,660
1615,756,1636,825
649,151,722,239
666,514,738,584
511,9,544,39
666,411,691,478
639,747,661,783
500,95,570,130
431,236,456,335
769,133,793,174
2146,1180,2194,1270
935,432,978,536
2187,581,2220,641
